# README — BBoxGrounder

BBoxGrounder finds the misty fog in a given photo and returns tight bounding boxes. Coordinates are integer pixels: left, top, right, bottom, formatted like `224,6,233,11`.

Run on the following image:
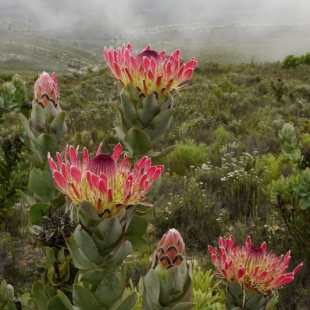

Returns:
2,0,310,37
1,0,310,63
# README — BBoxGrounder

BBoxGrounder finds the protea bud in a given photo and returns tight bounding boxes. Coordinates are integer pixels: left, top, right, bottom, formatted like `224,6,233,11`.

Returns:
104,44,197,159
30,72,65,138
154,228,185,269
34,72,60,109
142,228,195,309
208,235,303,310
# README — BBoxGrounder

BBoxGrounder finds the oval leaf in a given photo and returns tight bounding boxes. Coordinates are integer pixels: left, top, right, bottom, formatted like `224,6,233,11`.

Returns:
137,93,160,127
33,281,49,310
123,128,151,157
50,111,68,142
73,285,102,310
36,133,59,161
29,203,50,225
144,108,175,142
57,290,74,310
94,273,123,308
28,168,56,202
48,295,68,310
78,201,102,234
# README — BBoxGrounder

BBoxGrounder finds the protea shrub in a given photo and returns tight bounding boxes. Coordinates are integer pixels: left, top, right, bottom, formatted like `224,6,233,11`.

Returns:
18,72,68,240
103,44,197,159
142,228,195,309
208,235,303,309
20,71,67,162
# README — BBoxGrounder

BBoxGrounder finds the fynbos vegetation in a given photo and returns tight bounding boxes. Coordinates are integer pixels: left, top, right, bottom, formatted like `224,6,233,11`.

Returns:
0,47,309,309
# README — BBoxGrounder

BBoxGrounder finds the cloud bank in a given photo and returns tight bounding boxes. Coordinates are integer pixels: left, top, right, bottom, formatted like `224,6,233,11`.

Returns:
2,0,310,38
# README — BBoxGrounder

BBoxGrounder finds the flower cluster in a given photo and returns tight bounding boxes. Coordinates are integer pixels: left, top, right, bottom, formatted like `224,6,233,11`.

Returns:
208,235,303,294
48,143,164,218
104,44,197,98
34,72,60,108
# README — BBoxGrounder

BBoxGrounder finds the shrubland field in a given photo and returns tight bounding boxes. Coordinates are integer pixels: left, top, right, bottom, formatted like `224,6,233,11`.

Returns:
1,30,310,308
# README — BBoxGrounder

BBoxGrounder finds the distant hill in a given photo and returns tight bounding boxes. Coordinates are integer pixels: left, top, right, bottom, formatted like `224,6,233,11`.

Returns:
1,16,310,74
0,20,104,74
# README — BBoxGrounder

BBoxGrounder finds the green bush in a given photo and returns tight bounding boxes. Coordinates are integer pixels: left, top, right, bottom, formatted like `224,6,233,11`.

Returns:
283,54,301,69
164,139,209,175
192,267,225,310
283,52,310,69
0,76,30,222
215,126,235,147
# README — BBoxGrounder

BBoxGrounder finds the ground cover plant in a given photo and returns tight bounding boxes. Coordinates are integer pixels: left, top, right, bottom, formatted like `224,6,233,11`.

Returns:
0,47,309,309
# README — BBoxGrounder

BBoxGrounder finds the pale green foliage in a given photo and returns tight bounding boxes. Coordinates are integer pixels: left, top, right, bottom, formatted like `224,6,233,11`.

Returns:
191,267,225,310
301,133,310,147
277,123,302,164
278,123,299,157
255,153,288,182
127,267,226,310
266,174,299,207
0,279,14,306
267,294,279,310
127,278,143,310
215,126,234,147
294,168,310,210
165,139,209,174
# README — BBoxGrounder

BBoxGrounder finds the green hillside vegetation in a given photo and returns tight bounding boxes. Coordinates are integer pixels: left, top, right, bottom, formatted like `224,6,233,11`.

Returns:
1,58,310,309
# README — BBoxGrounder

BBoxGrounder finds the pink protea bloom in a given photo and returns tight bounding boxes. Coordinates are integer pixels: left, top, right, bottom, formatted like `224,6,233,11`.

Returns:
103,44,197,98
155,228,185,269
208,235,303,294
34,72,60,108
48,143,164,218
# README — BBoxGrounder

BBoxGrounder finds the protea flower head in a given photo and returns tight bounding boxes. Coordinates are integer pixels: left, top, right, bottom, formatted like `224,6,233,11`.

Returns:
34,71,60,108
103,43,197,98
48,143,164,218
208,235,303,294
154,228,186,269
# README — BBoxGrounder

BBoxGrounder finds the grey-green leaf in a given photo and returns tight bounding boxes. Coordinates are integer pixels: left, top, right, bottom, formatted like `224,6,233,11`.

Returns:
123,128,152,157
73,285,102,310
144,109,175,142
28,168,56,202
137,93,160,127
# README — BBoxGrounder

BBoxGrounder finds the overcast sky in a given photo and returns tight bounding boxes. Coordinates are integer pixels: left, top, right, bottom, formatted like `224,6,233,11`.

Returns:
1,0,310,63
2,0,310,37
